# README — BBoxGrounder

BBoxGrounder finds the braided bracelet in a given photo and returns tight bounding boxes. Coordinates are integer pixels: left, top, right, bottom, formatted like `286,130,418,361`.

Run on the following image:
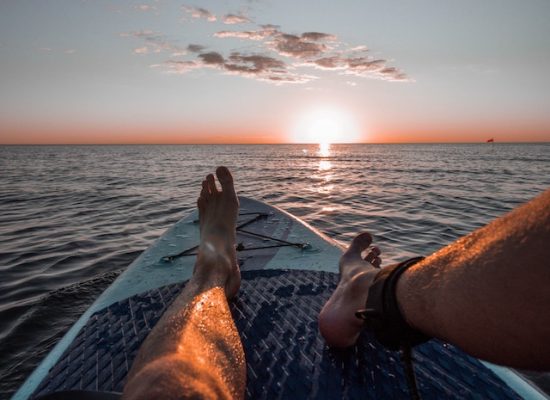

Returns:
355,257,431,351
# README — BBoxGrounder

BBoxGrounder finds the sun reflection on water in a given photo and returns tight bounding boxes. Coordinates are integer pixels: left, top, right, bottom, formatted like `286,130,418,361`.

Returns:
316,142,334,194
319,160,332,171
318,142,331,157
318,142,332,172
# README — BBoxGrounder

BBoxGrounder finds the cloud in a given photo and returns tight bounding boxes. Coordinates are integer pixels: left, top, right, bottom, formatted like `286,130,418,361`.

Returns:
214,30,268,41
225,53,285,73
156,50,315,84
182,5,216,22
64,49,76,54
214,27,336,59
153,60,200,74
307,56,346,70
220,52,315,83
213,24,279,41
300,32,337,42
187,44,206,53
198,51,225,65
222,13,251,24
377,67,410,82
300,55,410,81
134,46,149,54
269,33,330,59
342,57,409,81
260,24,280,31
121,30,186,57
129,10,410,85
135,4,157,12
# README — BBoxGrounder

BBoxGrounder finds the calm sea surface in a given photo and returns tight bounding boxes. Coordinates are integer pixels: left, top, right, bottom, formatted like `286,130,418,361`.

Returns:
1,143,549,397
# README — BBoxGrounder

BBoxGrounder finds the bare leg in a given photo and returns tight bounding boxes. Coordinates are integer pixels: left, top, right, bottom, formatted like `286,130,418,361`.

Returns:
319,188,550,370
122,167,245,400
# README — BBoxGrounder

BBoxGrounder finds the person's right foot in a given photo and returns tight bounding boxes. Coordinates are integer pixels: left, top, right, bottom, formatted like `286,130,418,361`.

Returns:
194,166,241,299
318,232,382,348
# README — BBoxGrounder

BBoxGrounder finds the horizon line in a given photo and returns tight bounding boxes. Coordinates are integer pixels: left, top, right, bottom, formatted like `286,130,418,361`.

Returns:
1,141,549,146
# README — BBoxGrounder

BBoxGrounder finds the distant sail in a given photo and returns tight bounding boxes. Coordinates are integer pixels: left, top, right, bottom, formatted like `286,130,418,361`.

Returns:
486,138,494,143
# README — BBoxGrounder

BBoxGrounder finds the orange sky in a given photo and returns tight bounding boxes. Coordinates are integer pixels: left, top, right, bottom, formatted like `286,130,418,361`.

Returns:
1,122,548,144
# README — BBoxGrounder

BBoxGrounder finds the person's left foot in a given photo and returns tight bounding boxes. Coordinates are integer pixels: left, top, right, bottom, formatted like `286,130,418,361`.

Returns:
193,166,241,299
318,232,382,348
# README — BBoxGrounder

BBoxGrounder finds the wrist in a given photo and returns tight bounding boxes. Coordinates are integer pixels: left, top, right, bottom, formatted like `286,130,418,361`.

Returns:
356,257,430,350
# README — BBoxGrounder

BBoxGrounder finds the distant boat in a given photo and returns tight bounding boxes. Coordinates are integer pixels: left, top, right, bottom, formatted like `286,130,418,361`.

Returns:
486,138,494,143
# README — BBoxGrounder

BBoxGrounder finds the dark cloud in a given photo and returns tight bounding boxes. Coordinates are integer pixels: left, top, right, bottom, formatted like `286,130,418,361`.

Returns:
346,57,386,72
225,53,285,73
187,44,206,53
182,5,216,22
302,54,410,81
157,50,314,84
222,14,252,24
198,51,225,65
214,27,335,59
260,24,280,31
343,58,409,81
378,67,409,81
300,32,337,42
269,33,328,58
309,56,345,69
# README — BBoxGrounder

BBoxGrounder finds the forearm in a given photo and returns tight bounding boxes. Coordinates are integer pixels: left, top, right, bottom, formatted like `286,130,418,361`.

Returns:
396,188,550,369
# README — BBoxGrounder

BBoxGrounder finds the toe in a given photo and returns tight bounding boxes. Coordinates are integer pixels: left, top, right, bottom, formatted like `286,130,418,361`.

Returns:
364,246,381,263
339,232,372,279
339,232,373,272
216,166,235,195
197,196,206,212
346,232,372,258
206,174,218,194
201,180,210,197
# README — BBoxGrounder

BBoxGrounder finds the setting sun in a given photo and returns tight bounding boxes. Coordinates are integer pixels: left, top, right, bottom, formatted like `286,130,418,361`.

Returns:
290,107,362,144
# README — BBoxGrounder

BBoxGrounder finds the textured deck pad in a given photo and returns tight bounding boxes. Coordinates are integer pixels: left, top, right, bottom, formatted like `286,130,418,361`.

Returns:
32,270,520,400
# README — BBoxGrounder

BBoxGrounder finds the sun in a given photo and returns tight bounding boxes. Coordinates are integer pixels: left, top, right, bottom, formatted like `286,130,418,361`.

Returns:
289,107,362,144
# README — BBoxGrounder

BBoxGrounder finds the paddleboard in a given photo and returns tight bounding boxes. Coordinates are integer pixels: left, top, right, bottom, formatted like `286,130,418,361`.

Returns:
14,197,547,399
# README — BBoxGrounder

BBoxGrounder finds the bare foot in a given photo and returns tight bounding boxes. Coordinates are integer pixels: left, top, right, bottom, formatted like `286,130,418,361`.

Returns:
318,232,382,348
193,166,241,299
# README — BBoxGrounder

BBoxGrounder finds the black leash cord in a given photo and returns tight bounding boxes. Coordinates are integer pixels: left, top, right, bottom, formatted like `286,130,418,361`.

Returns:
400,344,421,400
162,212,306,261
237,228,305,248
236,212,269,230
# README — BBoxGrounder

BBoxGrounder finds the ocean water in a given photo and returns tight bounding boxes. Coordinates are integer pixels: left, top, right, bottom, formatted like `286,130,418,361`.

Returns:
1,143,549,398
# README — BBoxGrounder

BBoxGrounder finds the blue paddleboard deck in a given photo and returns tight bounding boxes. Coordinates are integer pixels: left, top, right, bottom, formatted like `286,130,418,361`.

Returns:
31,269,524,399
15,197,546,399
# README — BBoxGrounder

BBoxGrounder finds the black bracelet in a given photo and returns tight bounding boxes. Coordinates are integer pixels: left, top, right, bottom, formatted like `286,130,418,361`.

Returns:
355,257,431,351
